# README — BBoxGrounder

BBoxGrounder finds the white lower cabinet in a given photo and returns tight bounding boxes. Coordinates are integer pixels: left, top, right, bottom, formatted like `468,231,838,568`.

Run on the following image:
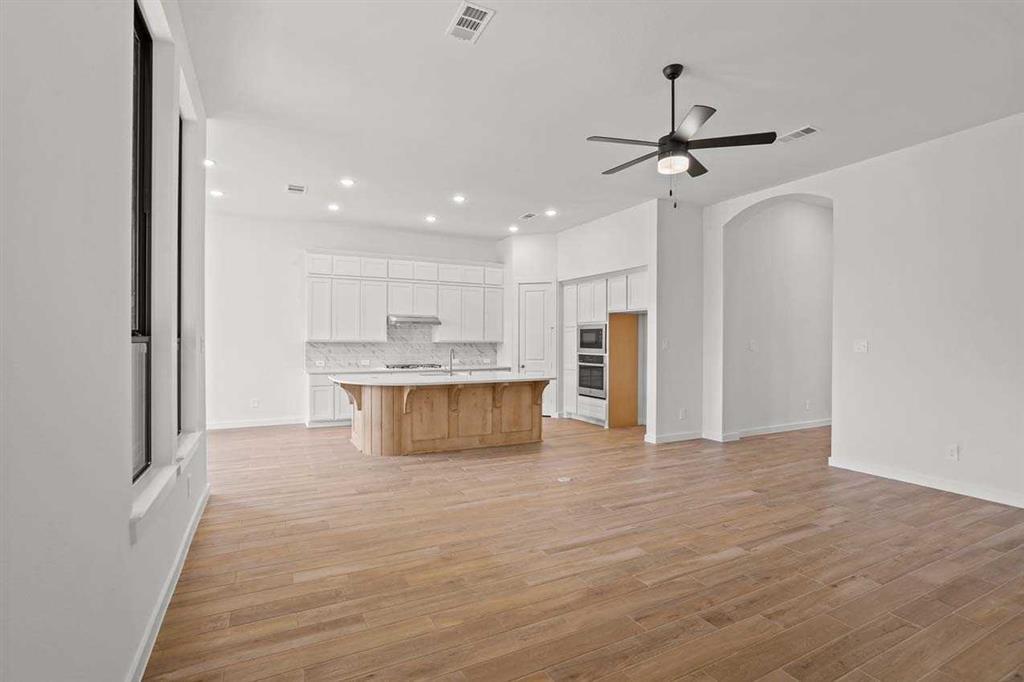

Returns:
308,376,353,426
577,395,607,423
562,368,577,415
308,383,334,422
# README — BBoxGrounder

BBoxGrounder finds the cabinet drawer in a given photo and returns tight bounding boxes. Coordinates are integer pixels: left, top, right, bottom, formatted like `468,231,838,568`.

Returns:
577,395,607,420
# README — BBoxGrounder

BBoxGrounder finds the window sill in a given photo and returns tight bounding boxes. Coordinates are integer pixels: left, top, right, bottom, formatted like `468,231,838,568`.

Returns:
129,431,204,544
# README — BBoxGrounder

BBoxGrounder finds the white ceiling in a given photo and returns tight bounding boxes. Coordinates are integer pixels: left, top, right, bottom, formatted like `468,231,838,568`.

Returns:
181,0,1024,239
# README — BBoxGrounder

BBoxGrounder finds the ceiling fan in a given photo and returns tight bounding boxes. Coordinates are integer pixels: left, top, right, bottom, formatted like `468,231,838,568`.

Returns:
587,63,776,178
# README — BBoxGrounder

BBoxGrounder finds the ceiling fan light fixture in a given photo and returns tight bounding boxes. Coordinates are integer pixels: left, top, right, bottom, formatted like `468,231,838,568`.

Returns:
657,153,690,175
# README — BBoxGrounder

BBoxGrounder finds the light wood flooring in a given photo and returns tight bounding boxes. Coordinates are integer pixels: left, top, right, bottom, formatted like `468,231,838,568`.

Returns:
147,420,1024,681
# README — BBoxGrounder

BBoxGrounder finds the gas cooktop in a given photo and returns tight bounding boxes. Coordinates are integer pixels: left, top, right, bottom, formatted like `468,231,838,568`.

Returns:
385,363,443,370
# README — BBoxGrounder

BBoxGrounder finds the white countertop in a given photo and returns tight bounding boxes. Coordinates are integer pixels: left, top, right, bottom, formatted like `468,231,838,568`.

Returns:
329,370,554,387
308,365,511,375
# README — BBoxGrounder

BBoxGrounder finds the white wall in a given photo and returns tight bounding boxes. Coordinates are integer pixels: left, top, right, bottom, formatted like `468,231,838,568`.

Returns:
704,114,1024,507
556,200,656,281
1,1,210,679
205,214,499,427
498,233,558,369
724,199,833,436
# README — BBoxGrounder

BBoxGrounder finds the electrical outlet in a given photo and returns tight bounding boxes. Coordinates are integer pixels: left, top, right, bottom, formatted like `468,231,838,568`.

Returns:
250,398,260,408
945,443,960,462
678,408,688,421
854,339,869,353
314,359,326,368
359,359,371,367
747,340,758,352
661,339,670,350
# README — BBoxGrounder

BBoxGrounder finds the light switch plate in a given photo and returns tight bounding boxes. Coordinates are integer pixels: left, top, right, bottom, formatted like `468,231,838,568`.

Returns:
853,339,869,353
945,443,960,462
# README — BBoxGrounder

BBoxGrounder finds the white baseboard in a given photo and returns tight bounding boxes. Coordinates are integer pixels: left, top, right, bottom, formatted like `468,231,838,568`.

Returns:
127,483,210,682
644,430,702,444
702,431,740,442
207,416,305,430
305,418,353,428
734,418,831,439
829,457,1024,509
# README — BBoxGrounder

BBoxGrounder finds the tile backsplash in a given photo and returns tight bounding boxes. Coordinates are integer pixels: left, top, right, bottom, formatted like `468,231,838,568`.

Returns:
306,325,499,371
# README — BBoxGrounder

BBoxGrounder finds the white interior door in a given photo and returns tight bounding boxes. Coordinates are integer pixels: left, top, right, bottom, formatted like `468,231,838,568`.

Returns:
518,282,556,416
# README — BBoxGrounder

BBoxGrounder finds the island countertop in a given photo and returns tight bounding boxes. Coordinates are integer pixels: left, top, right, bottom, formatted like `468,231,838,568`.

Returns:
328,371,555,387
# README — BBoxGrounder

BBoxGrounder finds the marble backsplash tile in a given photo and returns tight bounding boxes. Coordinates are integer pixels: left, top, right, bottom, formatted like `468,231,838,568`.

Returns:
306,325,499,371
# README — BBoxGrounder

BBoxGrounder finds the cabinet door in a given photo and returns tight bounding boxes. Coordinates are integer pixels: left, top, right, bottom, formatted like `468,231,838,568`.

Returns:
307,277,332,340
563,327,577,365
413,283,438,316
607,275,628,312
330,279,360,340
387,282,413,315
414,261,438,281
360,257,388,279
309,385,334,421
563,284,578,328
388,259,414,280
593,279,607,322
333,385,352,421
461,265,484,284
484,287,503,342
627,271,647,311
562,369,577,415
306,253,332,275
360,281,388,341
435,285,461,341
484,267,503,286
437,263,461,282
577,282,593,324
461,287,484,341
332,255,361,277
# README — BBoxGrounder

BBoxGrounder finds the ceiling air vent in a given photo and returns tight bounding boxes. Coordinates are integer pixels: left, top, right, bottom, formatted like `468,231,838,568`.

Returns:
518,212,537,221
286,183,307,195
779,126,820,143
446,2,495,43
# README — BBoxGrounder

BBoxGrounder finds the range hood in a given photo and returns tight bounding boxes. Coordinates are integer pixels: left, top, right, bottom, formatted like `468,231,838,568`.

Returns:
387,314,442,326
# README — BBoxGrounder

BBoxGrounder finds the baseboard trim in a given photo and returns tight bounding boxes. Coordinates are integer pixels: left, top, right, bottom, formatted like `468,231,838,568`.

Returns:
702,431,739,442
127,483,209,682
735,418,831,439
644,430,702,444
829,457,1024,509
207,416,305,430
305,419,353,428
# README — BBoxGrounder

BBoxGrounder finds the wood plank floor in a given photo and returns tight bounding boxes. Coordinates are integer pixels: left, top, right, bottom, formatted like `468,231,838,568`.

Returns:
147,420,1024,681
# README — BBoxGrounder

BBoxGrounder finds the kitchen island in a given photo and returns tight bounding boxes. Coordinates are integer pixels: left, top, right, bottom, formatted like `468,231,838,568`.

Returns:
329,372,553,455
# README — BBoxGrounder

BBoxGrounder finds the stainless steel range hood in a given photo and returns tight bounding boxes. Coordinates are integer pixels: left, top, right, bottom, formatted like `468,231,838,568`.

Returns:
387,314,442,326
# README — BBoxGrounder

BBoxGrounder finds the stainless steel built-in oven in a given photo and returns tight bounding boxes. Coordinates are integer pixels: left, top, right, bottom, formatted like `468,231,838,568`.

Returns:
578,354,606,399
578,324,606,353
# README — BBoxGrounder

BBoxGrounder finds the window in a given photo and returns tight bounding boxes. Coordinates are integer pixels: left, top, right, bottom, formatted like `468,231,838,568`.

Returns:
131,5,153,481
176,116,183,435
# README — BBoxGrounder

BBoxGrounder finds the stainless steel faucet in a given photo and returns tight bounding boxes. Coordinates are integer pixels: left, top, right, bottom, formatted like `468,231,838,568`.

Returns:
448,348,455,375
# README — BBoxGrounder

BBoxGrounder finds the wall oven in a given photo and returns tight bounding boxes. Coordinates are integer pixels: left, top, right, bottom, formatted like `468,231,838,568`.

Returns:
578,354,606,399
578,324,606,353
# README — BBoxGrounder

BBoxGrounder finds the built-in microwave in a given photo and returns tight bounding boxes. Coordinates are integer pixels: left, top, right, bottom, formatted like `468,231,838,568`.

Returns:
578,354,606,399
578,324,606,353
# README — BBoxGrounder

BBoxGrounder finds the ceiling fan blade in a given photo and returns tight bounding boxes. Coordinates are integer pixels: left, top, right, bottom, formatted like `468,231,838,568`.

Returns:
672,105,716,141
602,151,659,175
688,131,777,149
687,154,708,177
587,135,659,147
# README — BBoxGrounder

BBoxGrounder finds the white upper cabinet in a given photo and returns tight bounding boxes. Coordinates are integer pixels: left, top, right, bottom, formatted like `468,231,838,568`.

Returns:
484,287,503,342
577,281,594,324
388,259,414,280
332,255,361,277
414,261,438,281
461,287,484,341
413,283,438,316
485,267,503,286
387,282,414,315
307,254,333,275
434,285,462,342
461,265,484,284
593,279,607,322
437,263,462,283
330,279,361,341
607,275,628,312
360,257,388,279
627,271,648,311
360,281,388,341
307,278,332,340
563,284,578,328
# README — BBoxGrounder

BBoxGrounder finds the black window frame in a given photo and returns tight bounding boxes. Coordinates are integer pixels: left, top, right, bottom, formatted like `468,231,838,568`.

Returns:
132,4,153,482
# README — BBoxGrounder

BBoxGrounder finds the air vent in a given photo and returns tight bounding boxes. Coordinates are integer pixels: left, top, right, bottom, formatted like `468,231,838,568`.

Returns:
446,2,495,43
779,126,820,143
518,212,537,221
286,184,307,195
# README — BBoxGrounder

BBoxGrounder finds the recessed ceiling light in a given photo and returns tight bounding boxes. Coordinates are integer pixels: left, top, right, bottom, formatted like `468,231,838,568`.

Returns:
203,159,216,168
327,203,340,211
544,208,557,217
339,178,355,188
209,189,224,198
508,225,519,233
452,194,466,204
425,215,437,223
